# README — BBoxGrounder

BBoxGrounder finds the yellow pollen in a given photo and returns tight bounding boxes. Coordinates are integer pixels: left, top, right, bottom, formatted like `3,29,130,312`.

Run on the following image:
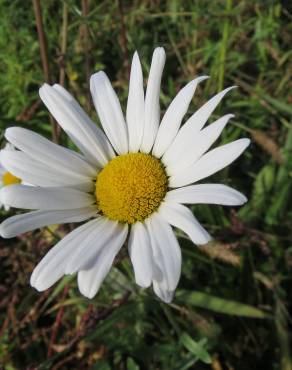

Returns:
2,171,21,186
96,153,168,224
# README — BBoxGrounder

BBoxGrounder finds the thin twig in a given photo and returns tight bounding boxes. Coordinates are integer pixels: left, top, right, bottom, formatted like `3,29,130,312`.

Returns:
35,292,131,370
59,2,68,87
32,0,58,142
81,0,91,111
32,0,50,83
56,2,69,139
16,99,41,122
0,312,10,338
117,0,130,76
47,285,69,358
65,291,130,350
51,354,76,370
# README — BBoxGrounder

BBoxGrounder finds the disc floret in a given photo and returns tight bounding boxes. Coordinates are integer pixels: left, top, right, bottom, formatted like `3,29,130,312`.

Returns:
96,153,168,224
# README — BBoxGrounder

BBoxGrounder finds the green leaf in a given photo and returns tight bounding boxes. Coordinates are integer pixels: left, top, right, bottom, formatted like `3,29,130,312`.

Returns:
178,291,270,318
180,333,212,364
239,163,276,221
91,361,111,370
127,357,140,370
266,181,291,224
257,90,292,116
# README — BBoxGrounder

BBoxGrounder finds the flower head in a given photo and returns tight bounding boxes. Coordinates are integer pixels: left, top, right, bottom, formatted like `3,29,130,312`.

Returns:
0,47,250,302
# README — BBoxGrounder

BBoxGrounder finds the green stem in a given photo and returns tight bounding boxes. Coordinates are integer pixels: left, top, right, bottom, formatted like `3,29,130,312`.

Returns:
218,0,232,91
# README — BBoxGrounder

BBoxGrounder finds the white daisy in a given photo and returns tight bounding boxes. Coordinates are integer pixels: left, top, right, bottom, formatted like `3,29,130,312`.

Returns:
0,144,22,211
0,47,250,303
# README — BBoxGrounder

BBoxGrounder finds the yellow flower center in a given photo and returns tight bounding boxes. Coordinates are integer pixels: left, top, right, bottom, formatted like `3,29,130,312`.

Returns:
96,153,168,224
2,171,21,186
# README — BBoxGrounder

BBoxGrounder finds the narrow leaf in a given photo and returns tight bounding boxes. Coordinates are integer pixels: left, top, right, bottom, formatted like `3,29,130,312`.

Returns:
178,291,270,318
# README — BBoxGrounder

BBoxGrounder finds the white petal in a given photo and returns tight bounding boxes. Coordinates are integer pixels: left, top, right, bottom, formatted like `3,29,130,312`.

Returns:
146,213,181,294
90,71,128,154
53,84,115,164
0,206,97,238
0,164,5,175
158,201,211,245
169,138,250,188
164,114,233,175
166,184,247,206
152,281,174,303
163,87,236,165
127,52,145,152
31,219,99,291
183,86,236,132
0,149,93,191
40,84,114,167
77,223,128,299
65,217,118,274
140,47,166,153
0,185,94,210
128,222,152,288
152,76,209,158
4,143,15,151
5,127,96,178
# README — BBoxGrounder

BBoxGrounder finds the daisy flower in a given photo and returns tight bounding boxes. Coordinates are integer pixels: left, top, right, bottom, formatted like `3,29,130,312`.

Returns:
0,144,22,211
0,47,250,303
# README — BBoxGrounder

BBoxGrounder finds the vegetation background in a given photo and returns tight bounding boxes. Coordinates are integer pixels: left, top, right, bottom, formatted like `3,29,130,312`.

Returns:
0,0,291,369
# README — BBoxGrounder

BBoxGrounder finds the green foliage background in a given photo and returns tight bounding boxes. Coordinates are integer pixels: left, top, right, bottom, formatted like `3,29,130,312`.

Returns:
0,0,291,369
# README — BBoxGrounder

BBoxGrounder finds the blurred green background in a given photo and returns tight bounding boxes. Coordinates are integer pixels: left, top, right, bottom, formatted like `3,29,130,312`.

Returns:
0,0,291,369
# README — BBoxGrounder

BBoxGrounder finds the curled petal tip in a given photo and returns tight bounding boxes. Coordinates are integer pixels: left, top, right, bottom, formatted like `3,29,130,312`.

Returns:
198,75,210,81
